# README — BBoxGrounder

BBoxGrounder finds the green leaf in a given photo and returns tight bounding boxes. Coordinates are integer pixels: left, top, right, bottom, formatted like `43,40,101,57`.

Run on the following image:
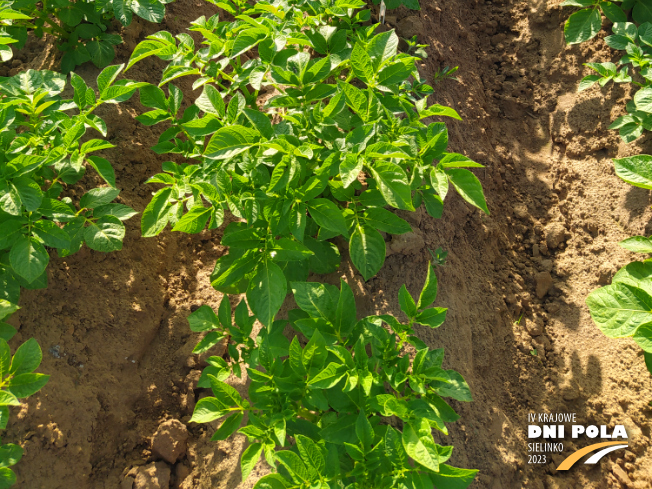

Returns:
601,2,626,23
645,351,652,376
252,474,291,489
350,224,385,280
564,8,602,44
586,282,652,338
141,187,173,237
246,260,286,328
0,302,19,323
10,338,42,376
97,64,124,95
295,435,325,472
93,204,138,221
402,420,439,472
634,0,652,24
291,282,335,320
87,40,115,68
80,187,120,209
306,199,348,236
309,362,348,388
430,464,479,489
362,208,411,234
415,307,447,328
369,161,414,211
335,279,356,336
418,264,438,309
7,373,49,398
0,324,16,343
620,236,652,253
613,155,652,189
0,443,22,469
579,74,601,91
139,84,168,110
634,87,652,113
84,216,125,252
232,28,268,57
304,237,340,274
189,397,228,423
205,126,259,159
9,236,48,284
172,206,212,233
87,156,117,188
241,442,264,481
275,450,310,483
446,168,489,214
132,0,166,22
339,154,363,188
212,412,244,441
12,177,42,212
196,85,225,117
399,285,417,318
351,42,374,83
356,411,373,451
113,0,133,25
188,305,219,332
320,413,358,444
368,30,399,69
32,220,71,249
634,322,652,352
0,391,19,407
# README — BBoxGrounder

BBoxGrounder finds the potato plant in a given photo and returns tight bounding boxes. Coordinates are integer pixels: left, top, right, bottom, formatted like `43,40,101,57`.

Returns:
0,312,49,489
561,1,652,141
189,266,477,488
0,0,173,72
0,66,142,330
128,0,488,326
0,1,30,62
586,155,652,377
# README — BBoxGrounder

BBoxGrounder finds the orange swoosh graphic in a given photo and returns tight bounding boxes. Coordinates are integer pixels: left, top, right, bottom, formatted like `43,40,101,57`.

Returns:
557,441,628,471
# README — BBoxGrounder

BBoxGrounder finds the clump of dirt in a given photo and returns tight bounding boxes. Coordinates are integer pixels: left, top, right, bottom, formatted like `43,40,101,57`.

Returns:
5,0,652,488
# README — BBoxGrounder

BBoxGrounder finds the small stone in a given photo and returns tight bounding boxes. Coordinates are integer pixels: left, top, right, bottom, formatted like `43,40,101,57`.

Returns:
525,316,544,336
545,222,567,249
173,463,191,489
121,476,135,489
535,272,553,299
134,462,171,489
541,259,553,272
513,203,528,219
532,244,540,257
151,420,189,464
612,465,632,486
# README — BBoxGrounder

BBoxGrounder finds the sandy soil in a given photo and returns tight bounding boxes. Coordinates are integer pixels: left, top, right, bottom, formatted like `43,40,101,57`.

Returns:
3,0,652,488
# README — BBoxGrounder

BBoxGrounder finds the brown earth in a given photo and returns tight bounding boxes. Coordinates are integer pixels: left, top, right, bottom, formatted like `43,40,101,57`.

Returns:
3,0,652,488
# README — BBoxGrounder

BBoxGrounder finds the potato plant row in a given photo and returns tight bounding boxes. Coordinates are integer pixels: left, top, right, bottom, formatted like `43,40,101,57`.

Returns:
562,1,652,379
0,0,490,486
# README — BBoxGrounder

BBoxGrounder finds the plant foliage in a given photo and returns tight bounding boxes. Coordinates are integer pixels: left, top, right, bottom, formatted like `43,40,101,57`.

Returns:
0,0,174,72
128,0,489,327
0,66,141,331
0,329,48,488
586,154,652,376
561,1,652,141
189,266,477,488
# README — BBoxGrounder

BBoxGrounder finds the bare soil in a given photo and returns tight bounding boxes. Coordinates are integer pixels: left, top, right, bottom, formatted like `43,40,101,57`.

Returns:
4,0,652,488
